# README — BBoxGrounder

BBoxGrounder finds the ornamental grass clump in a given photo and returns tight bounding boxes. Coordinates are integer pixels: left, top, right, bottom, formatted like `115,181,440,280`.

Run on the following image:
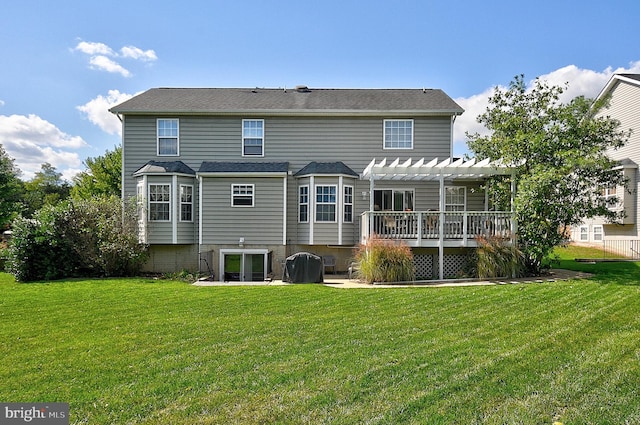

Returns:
354,236,415,284
475,235,524,279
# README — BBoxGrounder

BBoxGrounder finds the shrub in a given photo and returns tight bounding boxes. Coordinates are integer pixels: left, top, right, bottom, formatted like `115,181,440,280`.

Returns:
6,196,148,281
474,235,524,279
353,236,415,284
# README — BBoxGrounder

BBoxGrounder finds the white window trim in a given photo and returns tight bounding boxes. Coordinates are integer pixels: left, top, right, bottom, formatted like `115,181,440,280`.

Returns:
592,225,603,242
344,185,354,223
242,119,265,157
179,184,194,222
383,119,414,150
157,118,179,156
231,184,255,207
148,183,171,222
579,225,589,242
299,185,309,223
315,184,337,223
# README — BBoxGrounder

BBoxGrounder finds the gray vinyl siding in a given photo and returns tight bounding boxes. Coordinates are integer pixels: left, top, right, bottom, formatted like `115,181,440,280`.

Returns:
122,115,453,198
200,176,285,245
122,114,456,246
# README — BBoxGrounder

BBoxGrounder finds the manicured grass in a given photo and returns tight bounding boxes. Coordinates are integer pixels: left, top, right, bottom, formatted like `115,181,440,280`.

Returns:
1,267,639,424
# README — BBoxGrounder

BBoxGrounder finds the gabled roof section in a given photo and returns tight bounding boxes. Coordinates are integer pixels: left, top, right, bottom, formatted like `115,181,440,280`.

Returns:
595,73,640,102
133,160,196,176
198,161,289,175
294,161,359,177
361,157,515,181
109,87,464,117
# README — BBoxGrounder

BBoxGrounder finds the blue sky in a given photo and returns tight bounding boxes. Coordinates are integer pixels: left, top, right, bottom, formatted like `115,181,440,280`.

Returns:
1,0,639,180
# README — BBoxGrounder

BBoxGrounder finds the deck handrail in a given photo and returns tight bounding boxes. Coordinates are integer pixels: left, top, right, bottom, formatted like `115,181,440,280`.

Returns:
361,210,512,242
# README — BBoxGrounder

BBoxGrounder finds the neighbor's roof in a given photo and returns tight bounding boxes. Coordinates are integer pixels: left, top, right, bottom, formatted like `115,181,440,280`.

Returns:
294,161,359,177
595,73,640,101
109,87,464,116
198,161,289,175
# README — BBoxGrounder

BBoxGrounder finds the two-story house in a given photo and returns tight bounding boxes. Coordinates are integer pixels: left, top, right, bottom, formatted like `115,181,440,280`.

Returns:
570,74,639,257
110,86,516,281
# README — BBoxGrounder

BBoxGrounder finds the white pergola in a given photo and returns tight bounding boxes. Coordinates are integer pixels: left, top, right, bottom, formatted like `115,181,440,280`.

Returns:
361,157,518,279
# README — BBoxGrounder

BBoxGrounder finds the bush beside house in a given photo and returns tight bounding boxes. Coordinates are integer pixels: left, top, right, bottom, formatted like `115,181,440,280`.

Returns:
5,196,148,282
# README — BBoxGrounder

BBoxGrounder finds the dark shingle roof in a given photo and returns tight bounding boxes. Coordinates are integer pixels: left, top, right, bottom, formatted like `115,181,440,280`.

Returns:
110,87,464,116
294,162,359,177
618,73,640,82
198,162,289,174
133,160,195,176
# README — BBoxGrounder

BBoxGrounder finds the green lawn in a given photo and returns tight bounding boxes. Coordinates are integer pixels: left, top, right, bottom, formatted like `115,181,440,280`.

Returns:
1,248,639,424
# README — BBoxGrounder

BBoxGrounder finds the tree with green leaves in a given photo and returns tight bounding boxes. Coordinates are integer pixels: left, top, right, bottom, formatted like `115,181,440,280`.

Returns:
22,162,71,217
0,145,24,230
71,145,122,199
467,75,631,274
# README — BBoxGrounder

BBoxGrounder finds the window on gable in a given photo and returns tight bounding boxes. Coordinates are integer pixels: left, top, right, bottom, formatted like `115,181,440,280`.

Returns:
344,185,353,222
384,119,413,149
149,184,170,221
232,184,254,207
579,226,589,242
157,119,179,156
242,119,264,156
180,185,193,222
316,185,336,222
299,185,309,223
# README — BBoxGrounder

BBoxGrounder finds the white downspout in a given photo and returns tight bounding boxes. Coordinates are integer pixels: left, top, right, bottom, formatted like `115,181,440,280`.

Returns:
338,175,343,245
282,175,287,245
172,175,178,244
309,176,315,244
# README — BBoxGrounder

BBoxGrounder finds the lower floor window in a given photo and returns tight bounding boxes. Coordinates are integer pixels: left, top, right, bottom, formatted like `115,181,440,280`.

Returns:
593,225,603,242
232,184,254,207
180,185,193,221
316,185,336,222
149,184,170,221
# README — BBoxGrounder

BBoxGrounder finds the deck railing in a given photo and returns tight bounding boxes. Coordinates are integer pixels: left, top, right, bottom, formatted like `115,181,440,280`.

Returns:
361,211,513,243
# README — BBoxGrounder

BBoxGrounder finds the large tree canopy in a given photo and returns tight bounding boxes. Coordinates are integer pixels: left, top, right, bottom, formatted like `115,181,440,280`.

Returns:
467,75,631,273
0,144,23,230
71,145,122,199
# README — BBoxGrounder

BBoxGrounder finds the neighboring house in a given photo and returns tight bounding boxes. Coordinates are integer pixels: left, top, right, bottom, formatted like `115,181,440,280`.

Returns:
570,74,640,257
110,86,517,281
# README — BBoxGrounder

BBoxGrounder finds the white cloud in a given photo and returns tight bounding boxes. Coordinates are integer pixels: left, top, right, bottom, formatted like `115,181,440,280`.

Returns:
0,99,5,107
74,41,116,56
0,114,87,180
120,46,157,62
453,61,640,157
89,55,131,78
74,40,157,77
77,90,137,135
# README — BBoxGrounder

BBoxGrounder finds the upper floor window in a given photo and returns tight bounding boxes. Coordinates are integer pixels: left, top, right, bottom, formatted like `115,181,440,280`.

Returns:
316,185,337,222
242,119,264,157
232,184,254,207
299,185,309,223
157,119,179,156
180,185,193,222
344,185,353,223
384,119,413,149
149,184,171,221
